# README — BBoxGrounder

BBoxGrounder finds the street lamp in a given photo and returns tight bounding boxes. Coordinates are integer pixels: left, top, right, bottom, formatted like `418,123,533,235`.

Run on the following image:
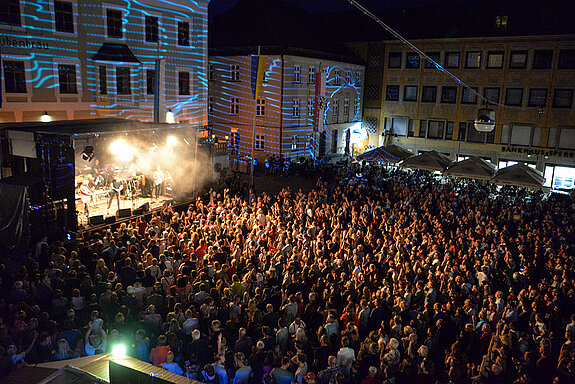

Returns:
474,107,496,132
41,112,52,123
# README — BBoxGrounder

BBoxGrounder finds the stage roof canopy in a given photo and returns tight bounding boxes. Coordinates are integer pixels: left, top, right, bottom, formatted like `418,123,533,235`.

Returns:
0,118,196,138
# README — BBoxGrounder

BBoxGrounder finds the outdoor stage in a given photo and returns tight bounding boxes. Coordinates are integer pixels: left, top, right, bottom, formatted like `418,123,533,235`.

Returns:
0,118,210,245
76,193,174,228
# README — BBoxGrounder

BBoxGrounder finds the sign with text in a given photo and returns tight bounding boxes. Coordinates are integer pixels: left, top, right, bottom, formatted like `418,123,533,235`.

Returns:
501,146,575,159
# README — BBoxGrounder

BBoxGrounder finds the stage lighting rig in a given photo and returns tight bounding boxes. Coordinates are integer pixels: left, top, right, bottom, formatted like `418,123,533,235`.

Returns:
81,146,95,162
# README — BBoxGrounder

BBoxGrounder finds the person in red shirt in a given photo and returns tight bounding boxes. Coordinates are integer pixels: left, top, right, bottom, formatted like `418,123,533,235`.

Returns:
150,335,171,366
137,217,148,237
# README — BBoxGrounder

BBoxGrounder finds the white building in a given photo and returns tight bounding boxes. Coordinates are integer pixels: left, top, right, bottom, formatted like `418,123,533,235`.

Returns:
0,0,209,125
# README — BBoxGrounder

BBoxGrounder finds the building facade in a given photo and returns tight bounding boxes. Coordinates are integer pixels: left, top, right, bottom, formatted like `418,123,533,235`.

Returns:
208,50,365,162
0,0,209,125
352,35,575,189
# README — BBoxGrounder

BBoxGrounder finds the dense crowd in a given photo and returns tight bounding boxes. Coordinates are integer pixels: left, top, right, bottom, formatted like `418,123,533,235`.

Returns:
1,168,575,384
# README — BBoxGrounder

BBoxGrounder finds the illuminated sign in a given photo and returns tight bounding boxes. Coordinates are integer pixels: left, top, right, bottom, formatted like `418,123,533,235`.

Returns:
0,36,49,50
501,146,575,159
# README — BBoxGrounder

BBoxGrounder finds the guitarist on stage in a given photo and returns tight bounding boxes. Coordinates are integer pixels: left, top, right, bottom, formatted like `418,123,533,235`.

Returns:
80,179,94,218
107,177,124,214
154,165,165,200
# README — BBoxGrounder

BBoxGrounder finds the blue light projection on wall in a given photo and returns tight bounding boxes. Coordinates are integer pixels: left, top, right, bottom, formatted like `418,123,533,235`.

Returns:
1,0,209,125
208,54,363,161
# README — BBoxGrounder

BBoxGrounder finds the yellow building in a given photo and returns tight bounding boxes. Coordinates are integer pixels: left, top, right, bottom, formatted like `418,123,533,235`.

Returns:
349,35,575,189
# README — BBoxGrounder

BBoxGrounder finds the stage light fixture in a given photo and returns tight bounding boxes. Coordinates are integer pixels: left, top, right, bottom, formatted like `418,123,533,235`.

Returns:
166,109,175,124
41,112,52,123
109,139,135,162
81,146,95,162
167,135,178,146
112,344,126,358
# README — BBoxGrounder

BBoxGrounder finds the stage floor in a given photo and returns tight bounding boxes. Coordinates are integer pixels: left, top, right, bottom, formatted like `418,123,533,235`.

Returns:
76,191,173,228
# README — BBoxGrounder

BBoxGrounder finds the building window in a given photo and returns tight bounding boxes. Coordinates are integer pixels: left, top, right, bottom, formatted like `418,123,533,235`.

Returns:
422,86,437,102
425,52,440,69
308,67,316,83
230,97,239,114
553,89,573,108
419,120,427,138
445,122,454,140
293,65,301,83
353,99,359,117
505,88,523,106
495,15,508,28
308,99,314,120
255,135,264,150
208,97,214,113
178,71,190,95
177,21,189,46
0,0,21,26
509,51,528,69
292,99,300,117
106,9,123,38
528,89,547,107
256,99,265,116
458,122,467,141
487,51,504,68
230,65,240,81
146,69,155,95
445,52,460,68
332,99,339,115
484,88,500,104
55,1,74,33
344,98,350,115
533,50,553,69
116,67,130,95
428,120,445,139
441,86,457,103
404,85,418,101
355,71,361,84
346,71,352,84
406,53,420,69
99,66,107,95
385,85,399,101
3,61,26,93
208,65,215,81
388,52,402,69
558,50,575,69
145,15,159,43
333,69,341,86
332,129,338,152
461,87,478,104
408,120,415,137
467,123,487,143
58,64,77,94
465,51,482,68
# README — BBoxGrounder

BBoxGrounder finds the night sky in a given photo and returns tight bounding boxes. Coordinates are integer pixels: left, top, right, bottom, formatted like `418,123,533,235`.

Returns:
209,0,439,18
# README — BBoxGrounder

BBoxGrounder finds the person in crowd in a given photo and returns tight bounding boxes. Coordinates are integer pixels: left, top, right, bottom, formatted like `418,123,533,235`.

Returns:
161,351,183,375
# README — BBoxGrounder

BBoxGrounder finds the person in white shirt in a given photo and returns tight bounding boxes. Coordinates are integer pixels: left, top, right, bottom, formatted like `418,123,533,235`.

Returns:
336,336,355,375
288,314,306,335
